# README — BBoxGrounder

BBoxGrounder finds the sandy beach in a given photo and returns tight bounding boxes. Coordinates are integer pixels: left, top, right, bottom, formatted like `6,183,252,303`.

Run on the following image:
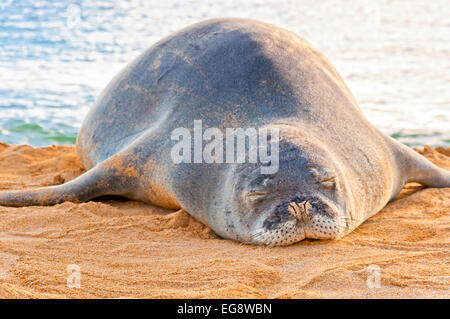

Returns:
0,142,448,298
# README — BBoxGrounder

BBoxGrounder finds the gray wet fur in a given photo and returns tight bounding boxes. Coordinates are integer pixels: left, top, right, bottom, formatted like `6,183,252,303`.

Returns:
0,18,449,246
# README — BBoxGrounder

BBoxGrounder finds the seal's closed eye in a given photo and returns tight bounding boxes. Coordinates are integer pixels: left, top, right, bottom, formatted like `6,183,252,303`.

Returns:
309,167,337,189
245,191,267,202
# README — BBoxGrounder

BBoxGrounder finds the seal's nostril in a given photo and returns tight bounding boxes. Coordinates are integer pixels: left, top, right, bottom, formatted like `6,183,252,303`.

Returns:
288,202,302,220
288,200,312,220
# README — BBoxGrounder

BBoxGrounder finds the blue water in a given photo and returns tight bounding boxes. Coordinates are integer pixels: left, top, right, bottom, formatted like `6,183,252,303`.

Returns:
0,0,449,147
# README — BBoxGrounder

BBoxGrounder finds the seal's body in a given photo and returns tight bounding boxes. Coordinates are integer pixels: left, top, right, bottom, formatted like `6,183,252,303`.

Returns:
1,19,449,246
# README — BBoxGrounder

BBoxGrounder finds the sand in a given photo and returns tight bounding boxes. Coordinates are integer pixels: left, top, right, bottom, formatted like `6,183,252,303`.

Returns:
0,142,448,298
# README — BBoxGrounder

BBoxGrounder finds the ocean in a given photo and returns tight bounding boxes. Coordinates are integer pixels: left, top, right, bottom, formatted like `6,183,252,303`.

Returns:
0,0,448,147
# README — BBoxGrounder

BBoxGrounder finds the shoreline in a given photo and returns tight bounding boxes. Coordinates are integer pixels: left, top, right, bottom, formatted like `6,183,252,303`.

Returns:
0,143,448,298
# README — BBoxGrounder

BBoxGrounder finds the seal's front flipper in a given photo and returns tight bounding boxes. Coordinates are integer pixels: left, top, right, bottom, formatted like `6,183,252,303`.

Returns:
391,138,450,188
0,154,139,207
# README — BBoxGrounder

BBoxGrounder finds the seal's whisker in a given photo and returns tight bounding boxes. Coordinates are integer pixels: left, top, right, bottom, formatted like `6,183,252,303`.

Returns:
250,229,266,239
250,229,271,243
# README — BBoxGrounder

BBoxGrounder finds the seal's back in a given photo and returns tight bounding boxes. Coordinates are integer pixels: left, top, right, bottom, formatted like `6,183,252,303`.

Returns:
76,18,366,168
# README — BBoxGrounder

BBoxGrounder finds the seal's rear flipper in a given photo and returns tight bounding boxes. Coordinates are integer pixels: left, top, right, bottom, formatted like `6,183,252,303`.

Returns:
0,155,138,207
390,138,450,188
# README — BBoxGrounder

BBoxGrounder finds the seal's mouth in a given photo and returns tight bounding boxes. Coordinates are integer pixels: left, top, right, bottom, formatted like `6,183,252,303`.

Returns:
250,220,305,246
249,195,343,246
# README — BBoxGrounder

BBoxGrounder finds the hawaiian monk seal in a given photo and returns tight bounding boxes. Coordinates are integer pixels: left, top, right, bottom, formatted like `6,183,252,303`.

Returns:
1,18,449,246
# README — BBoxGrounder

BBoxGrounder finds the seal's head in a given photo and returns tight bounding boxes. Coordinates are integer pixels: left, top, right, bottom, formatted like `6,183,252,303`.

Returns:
223,135,352,246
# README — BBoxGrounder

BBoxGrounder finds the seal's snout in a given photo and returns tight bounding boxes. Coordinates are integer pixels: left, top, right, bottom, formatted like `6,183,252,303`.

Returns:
250,195,346,246
249,200,306,246
289,196,344,240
